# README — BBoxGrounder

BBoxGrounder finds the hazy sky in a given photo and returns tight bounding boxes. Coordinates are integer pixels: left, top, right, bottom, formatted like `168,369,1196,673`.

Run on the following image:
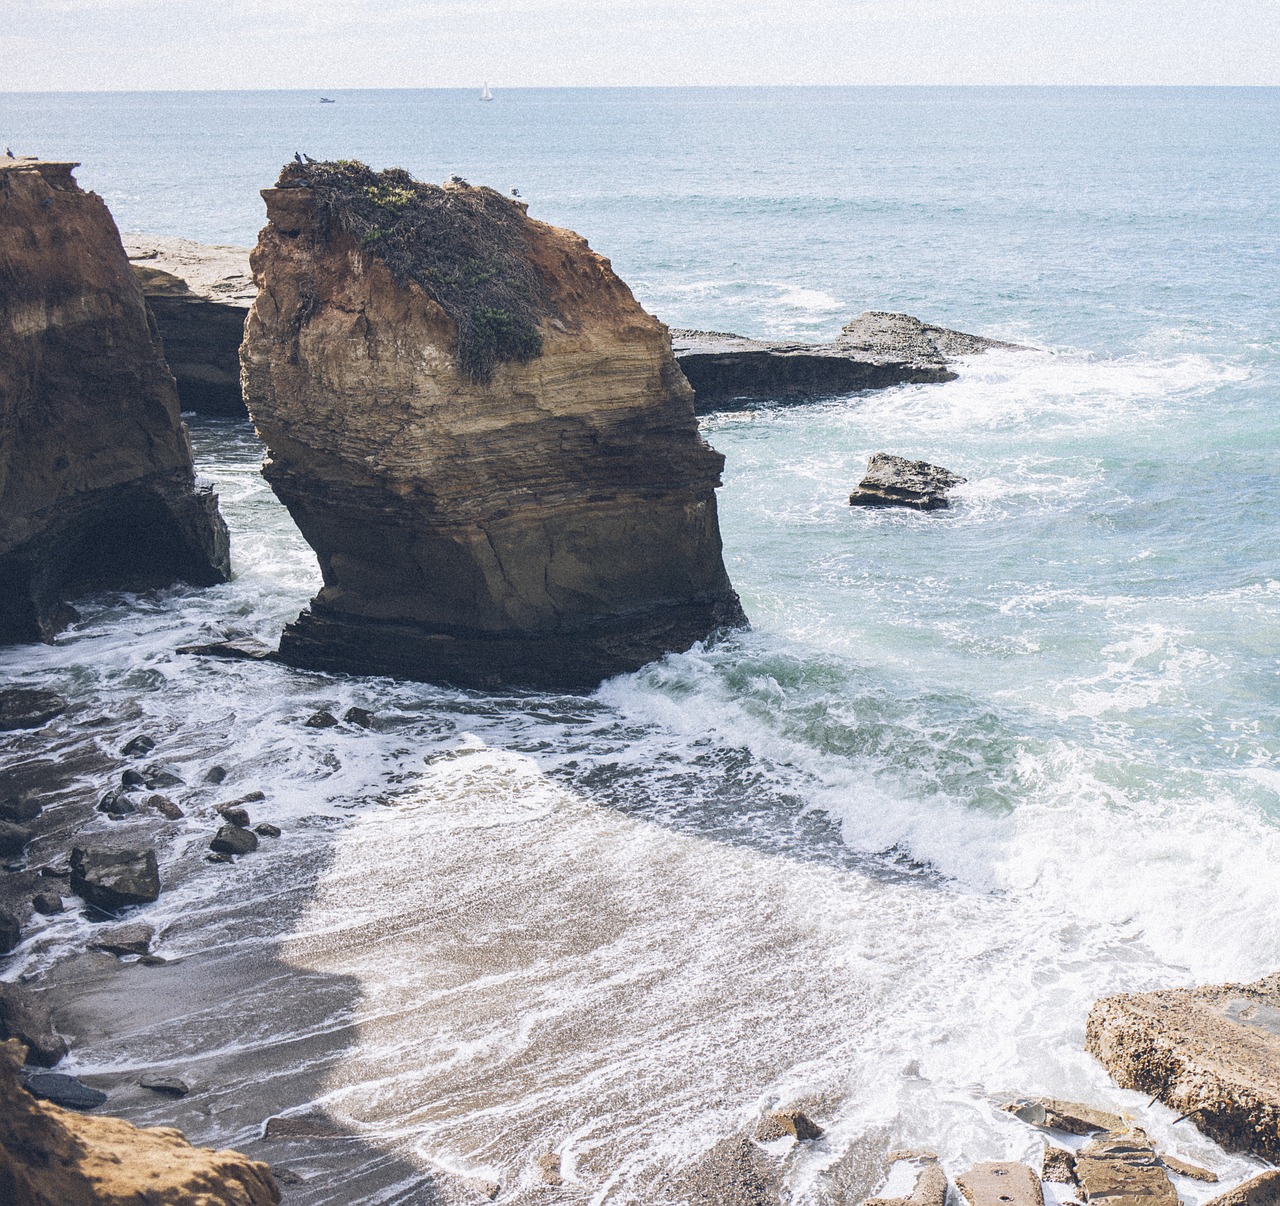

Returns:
3,0,1278,90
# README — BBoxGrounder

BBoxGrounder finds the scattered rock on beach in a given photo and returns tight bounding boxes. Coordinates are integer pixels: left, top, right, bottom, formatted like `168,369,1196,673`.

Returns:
1086,975,1280,1160
0,688,67,731
23,1070,109,1110
139,1074,190,1097
0,819,33,857
849,454,967,512
957,1162,1043,1206
70,846,161,912
217,803,252,828
0,983,67,1066
87,921,153,957
1074,1131,1177,1206
211,824,258,856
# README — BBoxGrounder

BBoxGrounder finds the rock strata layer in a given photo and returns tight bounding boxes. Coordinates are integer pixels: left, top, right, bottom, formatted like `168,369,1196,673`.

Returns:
124,234,254,415
0,160,230,643
242,162,745,689
1087,974,1280,1161
0,1038,280,1205
673,312,1025,409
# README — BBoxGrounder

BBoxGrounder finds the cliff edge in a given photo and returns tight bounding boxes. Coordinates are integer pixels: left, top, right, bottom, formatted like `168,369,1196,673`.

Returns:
0,159,230,642
242,161,745,690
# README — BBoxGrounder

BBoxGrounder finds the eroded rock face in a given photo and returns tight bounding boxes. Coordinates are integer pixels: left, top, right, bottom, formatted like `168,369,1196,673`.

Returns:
0,1038,280,1205
0,160,230,643
242,163,745,689
1087,975,1280,1161
849,454,967,511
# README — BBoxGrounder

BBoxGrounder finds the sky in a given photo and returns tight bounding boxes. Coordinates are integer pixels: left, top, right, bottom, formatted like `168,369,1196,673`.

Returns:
1,0,1278,90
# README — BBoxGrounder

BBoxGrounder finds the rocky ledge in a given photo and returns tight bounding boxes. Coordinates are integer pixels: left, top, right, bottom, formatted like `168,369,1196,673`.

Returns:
0,1038,280,1205
674,311,1027,409
242,161,746,690
1087,973,1280,1161
123,234,255,416
0,159,231,644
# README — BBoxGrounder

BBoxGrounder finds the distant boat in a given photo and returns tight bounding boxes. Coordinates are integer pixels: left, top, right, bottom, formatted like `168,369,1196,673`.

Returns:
319,97,336,104
481,83,494,102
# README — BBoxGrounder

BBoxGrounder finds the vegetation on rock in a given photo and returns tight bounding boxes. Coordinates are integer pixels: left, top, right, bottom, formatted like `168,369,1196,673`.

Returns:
278,159,547,381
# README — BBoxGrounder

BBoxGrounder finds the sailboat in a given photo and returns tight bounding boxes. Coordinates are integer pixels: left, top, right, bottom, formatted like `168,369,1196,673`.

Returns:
481,82,494,102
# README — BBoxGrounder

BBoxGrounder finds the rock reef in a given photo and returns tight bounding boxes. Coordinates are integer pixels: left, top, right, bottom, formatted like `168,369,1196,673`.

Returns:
0,159,230,643
0,1038,280,1205
674,311,1025,410
124,234,255,415
1087,974,1280,1161
242,161,745,690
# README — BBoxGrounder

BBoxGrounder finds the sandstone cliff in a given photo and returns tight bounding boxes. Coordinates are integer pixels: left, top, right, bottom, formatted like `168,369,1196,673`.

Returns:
0,1039,280,1205
242,161,744,689
0,160,230,642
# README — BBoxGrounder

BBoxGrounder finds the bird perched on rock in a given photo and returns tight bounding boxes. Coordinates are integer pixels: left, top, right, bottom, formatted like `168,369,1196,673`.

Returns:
510,187,521,197
4,148,13,158
294,152,304,165
449,174,467,184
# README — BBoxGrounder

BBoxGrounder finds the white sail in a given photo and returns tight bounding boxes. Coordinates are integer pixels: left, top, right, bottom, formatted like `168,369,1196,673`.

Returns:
481,82,494,101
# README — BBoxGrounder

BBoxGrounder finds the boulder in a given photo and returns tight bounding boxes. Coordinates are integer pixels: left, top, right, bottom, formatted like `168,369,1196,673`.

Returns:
32,891,64,915
69,846,161,912
672,311,1025,409
1086,975,1280,1160
241,160,746,691
120,734,156,757
303,710,338,730
0,796,41,822
86,921,153,957
205,765,228,784
216,804,252,827
0,160,230,645
0,688,66,730
957,1163,1044,1206
1203,1171,1280,1206
865,1157,949,1206
343,706,375,728
141,763,183,789
120,769,147,788
145,794,184,820
1073,1131,1177,1206
254,823,281,838
210,825,258,856
0,984,67,1066
139,1074,190,1097
0,819,33,857
0,1038,279,1203
123,234,255,416
755,1108,823,1141
96,791,137,817
849,454,967,511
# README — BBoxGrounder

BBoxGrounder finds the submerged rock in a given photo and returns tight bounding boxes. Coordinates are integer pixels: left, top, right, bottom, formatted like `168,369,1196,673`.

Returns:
0,159,230,645
303,710,338,730
1086,975,1280,1160
957,1163,1044,1206
124,234,255,416
69,846,161,912
120,734,156,758
849,453,967,511
242,160,745,691
0,688,67,730
0,1039,279,1203
673,311,1025,409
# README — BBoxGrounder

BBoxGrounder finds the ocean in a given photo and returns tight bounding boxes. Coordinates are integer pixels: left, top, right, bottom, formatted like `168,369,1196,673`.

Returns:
2,87,1278,1203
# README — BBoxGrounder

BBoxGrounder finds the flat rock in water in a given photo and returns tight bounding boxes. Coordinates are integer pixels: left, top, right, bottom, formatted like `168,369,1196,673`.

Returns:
87,921,153,957
1160,1156,1217,1182
263,1113,345,1139
0,983,67,1067
1203,1171,1280,1206
0,819,33,857
70,846,161,912
24,1070,108,1110
0,796,42,823
1005,1098,1127,1135
177,636,277,660
139,1074,190,1096
850,454,967,511
211,824,258,856
1074,1132,1177,1206
0,688,67,731
957,1162,1044,1206
1086,974,1280,1160
864,1159,949,1206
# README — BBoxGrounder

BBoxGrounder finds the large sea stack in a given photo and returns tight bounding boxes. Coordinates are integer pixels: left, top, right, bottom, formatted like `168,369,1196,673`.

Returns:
241,161,745,690
0,159,230,642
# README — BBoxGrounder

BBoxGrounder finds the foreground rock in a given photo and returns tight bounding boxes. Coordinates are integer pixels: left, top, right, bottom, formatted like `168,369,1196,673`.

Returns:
674,311,1025,410
849,454,967,511
0,159,230,644
242,161,745,690
70,846,160,912
123,234,254,415
956,1162,1043,1206
1073,1131,1177,1206
1087,974,1280,1160
0,1039,280,1204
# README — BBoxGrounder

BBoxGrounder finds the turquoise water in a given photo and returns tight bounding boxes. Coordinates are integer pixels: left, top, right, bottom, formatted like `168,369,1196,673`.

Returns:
2,88,1278,1200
